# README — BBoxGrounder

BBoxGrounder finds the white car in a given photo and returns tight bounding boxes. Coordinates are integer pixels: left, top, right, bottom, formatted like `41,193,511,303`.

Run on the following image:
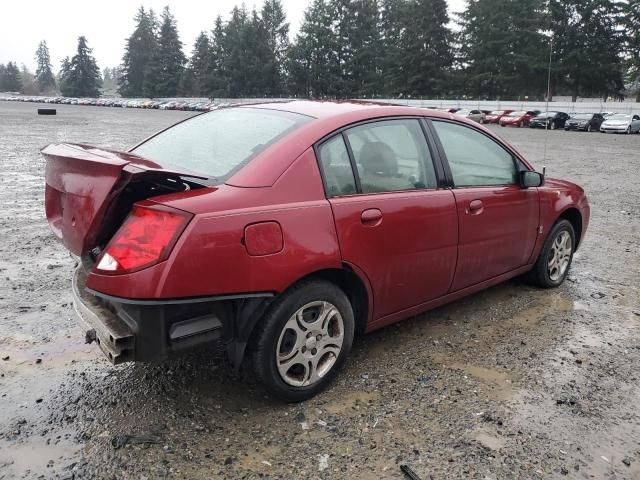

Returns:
454,108,485,124
600,113,640,134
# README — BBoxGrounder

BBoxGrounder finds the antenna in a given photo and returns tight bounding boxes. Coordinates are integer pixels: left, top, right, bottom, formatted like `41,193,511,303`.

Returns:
542,33,553,169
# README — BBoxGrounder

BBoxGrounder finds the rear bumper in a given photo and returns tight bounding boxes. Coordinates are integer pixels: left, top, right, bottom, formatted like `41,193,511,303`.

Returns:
72,266,250,364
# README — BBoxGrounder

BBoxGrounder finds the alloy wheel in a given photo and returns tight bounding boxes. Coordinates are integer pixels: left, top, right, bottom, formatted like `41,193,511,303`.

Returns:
547,231,572,282
275,301,345,387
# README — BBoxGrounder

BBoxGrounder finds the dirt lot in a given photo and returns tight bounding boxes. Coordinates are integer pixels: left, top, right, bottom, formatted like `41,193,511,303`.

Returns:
0,101,638,480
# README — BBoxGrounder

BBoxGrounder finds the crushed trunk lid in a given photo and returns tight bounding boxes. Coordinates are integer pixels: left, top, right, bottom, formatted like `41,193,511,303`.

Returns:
42,143,207,256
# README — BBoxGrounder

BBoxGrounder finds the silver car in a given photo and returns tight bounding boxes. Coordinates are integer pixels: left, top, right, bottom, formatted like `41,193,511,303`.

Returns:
454,108,486,124
600,113,640,134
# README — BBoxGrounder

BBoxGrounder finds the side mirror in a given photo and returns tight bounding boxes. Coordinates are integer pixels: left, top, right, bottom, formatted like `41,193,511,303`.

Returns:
520,170,544,188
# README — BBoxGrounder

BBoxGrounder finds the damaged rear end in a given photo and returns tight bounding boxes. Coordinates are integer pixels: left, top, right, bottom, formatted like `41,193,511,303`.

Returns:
42,143,253,364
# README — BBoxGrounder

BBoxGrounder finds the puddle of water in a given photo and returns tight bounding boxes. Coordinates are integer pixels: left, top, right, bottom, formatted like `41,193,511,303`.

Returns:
452,363,515,401
0,438,79,478
510,295,586,328
473,430,506,451
323,390,380,415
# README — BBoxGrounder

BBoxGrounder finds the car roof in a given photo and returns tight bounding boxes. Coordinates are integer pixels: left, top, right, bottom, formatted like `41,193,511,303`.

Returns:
225,100,533,188
236,99,447,120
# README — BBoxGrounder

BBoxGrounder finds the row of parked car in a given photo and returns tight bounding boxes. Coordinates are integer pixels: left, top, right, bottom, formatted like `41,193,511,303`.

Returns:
433,107,640,134
0,95,217,112
3,96,639,133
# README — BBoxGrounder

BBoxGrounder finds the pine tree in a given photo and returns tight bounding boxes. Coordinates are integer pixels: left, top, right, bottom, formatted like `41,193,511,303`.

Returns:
261,0,290,95
34,40,56,93
401,0,453,97
119,7,159,97
550,0,625,101
223,5,251,97
207,15,228,97
189,32,211,96
0,64,5,91
626,0,640,100
288,0,341,97
59,36,102,97
144,6,186,97
379,0,407,96
3,62,22,92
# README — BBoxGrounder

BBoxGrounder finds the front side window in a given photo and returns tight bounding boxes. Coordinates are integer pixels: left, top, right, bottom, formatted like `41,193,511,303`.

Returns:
432,121,518,187
133,107,311,180
344,119,436,193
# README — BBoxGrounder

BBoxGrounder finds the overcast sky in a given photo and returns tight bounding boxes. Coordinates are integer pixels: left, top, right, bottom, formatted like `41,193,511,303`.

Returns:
0,0,467,72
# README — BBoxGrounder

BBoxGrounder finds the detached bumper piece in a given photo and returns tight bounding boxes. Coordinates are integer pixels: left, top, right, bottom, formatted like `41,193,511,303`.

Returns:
72,266,227,364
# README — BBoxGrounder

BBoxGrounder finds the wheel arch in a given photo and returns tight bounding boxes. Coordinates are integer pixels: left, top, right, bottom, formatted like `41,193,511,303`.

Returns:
281,265,372,337
557,207,583,249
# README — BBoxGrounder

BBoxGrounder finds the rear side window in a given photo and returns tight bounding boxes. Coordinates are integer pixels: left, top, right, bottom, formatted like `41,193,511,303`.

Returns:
345,119,437,193
432,121,517,187
318,135,357,197
133,107,311,180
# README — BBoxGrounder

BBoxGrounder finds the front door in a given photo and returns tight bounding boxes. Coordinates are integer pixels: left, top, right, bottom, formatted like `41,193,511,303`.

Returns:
430,120,540,291
316,119,458,320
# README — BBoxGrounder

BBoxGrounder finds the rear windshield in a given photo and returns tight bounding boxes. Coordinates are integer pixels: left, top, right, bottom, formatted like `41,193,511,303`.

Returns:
508,111,526,116
571,114,592,119
132,107,311,180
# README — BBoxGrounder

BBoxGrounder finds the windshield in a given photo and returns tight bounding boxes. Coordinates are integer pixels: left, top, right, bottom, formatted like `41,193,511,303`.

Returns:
133,107,312,179
508,111,526,116
608,114,631,120
456,109,471,115
536,112,557,117
571,114,592,120
490,110,504,115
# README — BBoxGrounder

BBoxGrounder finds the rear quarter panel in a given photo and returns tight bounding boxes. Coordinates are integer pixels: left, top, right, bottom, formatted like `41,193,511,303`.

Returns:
86,149,343,298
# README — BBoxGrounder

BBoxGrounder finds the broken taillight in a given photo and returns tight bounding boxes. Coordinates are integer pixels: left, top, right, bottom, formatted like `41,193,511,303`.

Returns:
96,205,191,274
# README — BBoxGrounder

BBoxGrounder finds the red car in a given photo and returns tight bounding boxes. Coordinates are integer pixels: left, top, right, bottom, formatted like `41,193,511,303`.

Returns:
499,110,539,127
43,101,590,402
484,109,514,124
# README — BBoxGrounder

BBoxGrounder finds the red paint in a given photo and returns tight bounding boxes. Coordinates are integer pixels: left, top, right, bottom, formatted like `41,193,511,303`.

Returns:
484,110,515,124
499,111,538,127
244,222,284,256
43,101,590,332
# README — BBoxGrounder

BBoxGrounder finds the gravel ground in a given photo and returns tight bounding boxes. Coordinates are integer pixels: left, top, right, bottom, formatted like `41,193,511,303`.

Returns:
0,102,639,480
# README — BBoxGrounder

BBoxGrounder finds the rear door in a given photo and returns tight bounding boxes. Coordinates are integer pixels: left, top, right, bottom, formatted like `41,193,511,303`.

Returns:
429,120,539,291
317,119,458,320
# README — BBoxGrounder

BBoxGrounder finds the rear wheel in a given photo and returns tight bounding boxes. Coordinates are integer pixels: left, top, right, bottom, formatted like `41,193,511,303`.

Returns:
587,124,593,132
529,219,575,288
250,280,355,402
550,121,557,130
626,126,632,134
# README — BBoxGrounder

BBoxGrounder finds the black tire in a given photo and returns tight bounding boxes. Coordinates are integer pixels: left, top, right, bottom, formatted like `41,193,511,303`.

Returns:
587,124,592,132
529,219,576,288
249,280,355,402
550,121,557,130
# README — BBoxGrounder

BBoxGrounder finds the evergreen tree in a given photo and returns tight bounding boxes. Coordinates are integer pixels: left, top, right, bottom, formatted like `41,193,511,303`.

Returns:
549,0,625,101
20,64,38,94
459,0,547,99
190,32,211,96
207,15,228,97
261,0,290,95
3,62,22,92
379,0,408,96
34,40,56,93
60,36,102,97
0,64,5,91
144,6,186,97
401,0,453,97
288,0,341,97
222,5,251,97
626,0,640,100
119,7,159,97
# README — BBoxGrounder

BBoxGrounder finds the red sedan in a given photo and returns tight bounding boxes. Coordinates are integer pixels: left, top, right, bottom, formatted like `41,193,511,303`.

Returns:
484,109,514,124
500,110,539,127
43,101,590,402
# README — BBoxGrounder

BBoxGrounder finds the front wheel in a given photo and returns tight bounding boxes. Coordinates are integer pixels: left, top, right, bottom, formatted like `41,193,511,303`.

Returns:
550,121,557,130
249,280,355,402
626,126,632,134
529,219,575,288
